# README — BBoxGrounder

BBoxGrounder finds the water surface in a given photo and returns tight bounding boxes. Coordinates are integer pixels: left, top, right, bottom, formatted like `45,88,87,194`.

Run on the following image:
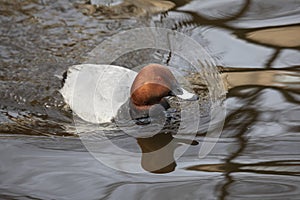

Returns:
0,0,300,199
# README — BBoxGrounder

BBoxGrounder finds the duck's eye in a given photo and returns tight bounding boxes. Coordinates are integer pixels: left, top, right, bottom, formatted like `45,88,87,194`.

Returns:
168,91,173,96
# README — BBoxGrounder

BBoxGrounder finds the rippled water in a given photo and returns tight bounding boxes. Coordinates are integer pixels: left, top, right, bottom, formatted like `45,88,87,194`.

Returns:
0,0,300,199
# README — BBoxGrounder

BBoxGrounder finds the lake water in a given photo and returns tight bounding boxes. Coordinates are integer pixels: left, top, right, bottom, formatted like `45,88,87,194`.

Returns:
0,0,300,199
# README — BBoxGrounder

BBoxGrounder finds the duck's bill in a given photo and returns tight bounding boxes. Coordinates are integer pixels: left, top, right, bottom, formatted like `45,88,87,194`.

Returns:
172,88,199,101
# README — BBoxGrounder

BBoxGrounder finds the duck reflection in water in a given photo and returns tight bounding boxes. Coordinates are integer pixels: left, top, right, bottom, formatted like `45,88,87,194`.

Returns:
137,132,198,173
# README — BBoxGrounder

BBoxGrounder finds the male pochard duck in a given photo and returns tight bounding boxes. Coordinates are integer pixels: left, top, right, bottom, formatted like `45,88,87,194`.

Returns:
60,63,197,124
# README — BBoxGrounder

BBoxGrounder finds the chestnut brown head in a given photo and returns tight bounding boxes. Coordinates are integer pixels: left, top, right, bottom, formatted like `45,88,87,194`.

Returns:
130,64,198,109
131,64,179,108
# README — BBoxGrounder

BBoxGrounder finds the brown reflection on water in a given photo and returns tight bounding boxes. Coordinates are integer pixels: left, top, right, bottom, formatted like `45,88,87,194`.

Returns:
245,25,300,48
187,65,300,198
181,1,300,192
186,160,300,176
137,132,198,173
186,98,299,199
171,0,300,69
220,67,300,91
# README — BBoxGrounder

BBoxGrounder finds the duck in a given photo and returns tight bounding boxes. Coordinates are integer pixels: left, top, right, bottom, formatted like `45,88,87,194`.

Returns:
60,63,198,125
